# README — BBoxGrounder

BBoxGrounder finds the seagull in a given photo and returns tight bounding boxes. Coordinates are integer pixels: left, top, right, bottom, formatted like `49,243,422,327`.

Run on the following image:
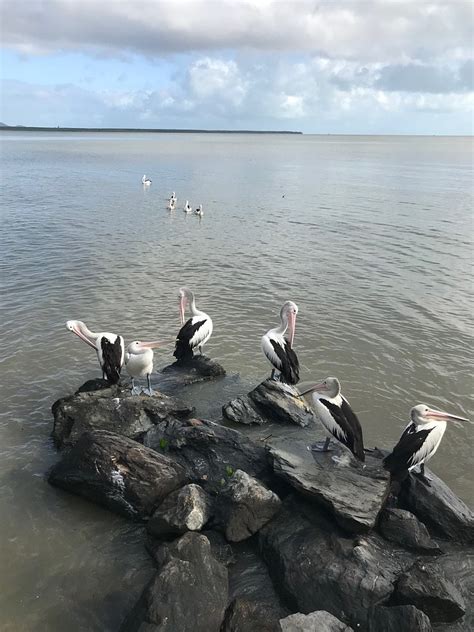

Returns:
299,377,365,462
261,301,299,384
142,175,152,185
66,320,124,384
168,198,176,210
174,287,213,362
195,204,204,216
125,340,162,395
383,404,468,485
184,200,193,213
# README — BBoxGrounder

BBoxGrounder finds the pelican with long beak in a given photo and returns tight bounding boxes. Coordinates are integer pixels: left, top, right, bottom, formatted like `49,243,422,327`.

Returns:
261,301,299,385
383,404,469,485
125,340,162,395
299,377,365,461
142,174,152,185
66,320,124,384
174,287,213,362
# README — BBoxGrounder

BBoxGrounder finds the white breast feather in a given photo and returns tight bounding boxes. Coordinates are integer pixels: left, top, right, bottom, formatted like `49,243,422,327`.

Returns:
261,333,284,370
189,315,213,348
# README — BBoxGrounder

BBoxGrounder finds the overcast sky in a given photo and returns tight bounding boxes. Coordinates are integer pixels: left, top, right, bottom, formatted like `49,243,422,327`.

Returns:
0,0,473,133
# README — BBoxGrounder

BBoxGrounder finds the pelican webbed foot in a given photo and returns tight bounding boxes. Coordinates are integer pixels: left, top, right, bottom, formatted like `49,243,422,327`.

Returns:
308,438,332,452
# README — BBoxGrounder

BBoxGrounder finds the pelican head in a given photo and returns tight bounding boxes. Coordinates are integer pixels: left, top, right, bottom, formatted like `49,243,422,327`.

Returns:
178,287,194,324
410,404,468,425
280,301,298,347
66,320,97,349
127,340,161,355
299,377,341,399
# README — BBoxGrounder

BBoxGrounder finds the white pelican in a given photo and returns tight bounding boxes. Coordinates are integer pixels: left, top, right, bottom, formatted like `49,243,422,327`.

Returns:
174,287,213,362
383,404,468,485
168,198,176,210
184,201,192,213
195,204,204,216
66,320,125,384
261,301,299,384
125,340,162,395
170,192,177,201
142,174,152,185
299,377,365,462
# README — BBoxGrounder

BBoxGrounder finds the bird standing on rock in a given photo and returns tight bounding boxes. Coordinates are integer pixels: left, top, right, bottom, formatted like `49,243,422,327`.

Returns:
383,404,468,485
174,287,213,362
261,301,300,384
125,340,162,395
299,377,365,462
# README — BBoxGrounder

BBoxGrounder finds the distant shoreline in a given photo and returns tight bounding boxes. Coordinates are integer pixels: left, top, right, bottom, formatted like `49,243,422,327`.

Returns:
0,125,302,135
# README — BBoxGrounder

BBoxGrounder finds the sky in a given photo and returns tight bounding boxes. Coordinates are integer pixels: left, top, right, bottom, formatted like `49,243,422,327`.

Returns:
0,0,473,134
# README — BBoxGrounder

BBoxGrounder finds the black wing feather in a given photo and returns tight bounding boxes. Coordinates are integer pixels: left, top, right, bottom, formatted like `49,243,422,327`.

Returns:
383,427,432,481
174,318,207,362
320,398,365,462
101,337,123,385
270,339,299,385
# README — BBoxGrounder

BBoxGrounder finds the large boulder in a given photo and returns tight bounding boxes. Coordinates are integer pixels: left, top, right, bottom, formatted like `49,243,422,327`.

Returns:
378,508,440,553
217,470,281,542
147,484,212,538
280,610,353,632
223,379,315,427
143,417,271,492
49,430,186,520
52,382,193,448
121,532,228,632
398,470,474,544
392,560,466,623
269,438,389,533
259,498,412,631
368,605,432,632
159,355,226,386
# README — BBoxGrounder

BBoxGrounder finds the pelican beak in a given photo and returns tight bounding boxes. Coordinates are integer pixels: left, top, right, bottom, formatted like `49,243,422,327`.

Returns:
287,311,296,348
69,324,97,350
427,408,469,423
139,340,161,350
179,296,186,325
298,380,327,397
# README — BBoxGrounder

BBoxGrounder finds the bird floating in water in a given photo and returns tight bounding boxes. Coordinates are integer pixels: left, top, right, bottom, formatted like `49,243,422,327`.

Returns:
261,301,299,384
66,320,124,384
168,198,176,210
174,287,213,362
195,204,204,217
299,377,365,462
170,192,176,201
383,404,468,485
142,174,152,185
125,340,162,395
184,200,193,213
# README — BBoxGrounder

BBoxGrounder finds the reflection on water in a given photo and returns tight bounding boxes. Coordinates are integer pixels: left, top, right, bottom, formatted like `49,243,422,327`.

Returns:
0,132,472,630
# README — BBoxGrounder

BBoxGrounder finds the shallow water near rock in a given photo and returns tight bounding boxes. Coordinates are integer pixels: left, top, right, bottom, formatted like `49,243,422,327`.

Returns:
0,132,473,630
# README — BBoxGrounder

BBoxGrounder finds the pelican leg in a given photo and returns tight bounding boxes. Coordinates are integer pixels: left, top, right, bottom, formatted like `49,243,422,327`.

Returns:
131,378,142,396
309,437,333,452
146,374,154,396
270,369,276,380
198,345,203,355
414,463,431,486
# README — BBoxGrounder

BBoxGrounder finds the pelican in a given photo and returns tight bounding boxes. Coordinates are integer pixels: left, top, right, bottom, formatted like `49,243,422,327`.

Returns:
142,175,152,185
125,340,162,395
184,200,192,213
174,287,213,362
383,404,468,485
261,301,299,384
168,198,176,210
170,192,177,201
299,377,365,462
66,320,124,384
195,204,204,217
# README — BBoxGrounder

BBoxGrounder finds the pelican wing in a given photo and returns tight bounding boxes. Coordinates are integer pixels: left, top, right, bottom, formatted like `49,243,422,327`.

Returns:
100,336,124,384
174,317,210,361
262,335,299,385
319,397,365,461
383,427,433,479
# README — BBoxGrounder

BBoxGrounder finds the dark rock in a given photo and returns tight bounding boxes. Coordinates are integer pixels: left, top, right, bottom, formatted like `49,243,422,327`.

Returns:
147,484,212,538
222,598,282,632
280,610,353,632
217,469,281,542
378,508,441,553
121,532,228,632
368,605,432,632
269,438,389,533
49,430,186,520
223,379,315,427
143,417,271,492
398,469,474,544
159,355,225,386
52,382,193,449
76,378,110,392
259,497,412,631
392,560,465,623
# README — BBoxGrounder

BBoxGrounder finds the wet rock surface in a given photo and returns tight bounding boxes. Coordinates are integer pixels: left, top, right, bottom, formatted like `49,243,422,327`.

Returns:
121,532,228,632
369,605,432,632
378,508,441,553
159,355,226,386
147,484,212,538
280,610,353,632
223,379,315,427
49,430,186,520
217,469,281,542
269,438,389,533
52,382,193,448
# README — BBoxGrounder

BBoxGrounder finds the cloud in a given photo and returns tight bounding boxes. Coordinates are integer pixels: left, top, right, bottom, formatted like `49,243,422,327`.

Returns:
1,0,472,64
376,61,474,93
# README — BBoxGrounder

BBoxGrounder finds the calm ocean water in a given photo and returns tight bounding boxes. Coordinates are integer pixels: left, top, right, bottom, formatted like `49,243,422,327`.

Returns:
0,132,473,630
